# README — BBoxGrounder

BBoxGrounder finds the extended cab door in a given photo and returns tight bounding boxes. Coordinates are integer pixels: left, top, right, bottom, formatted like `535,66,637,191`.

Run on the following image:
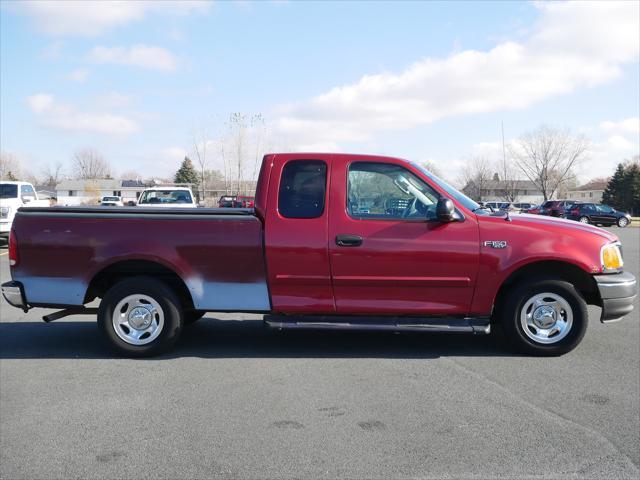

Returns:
263,155,335,314
328,158,480,316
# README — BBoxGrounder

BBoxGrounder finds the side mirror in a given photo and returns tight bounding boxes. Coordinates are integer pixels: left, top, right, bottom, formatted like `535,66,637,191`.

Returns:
21,195,34,204
435,197,456,222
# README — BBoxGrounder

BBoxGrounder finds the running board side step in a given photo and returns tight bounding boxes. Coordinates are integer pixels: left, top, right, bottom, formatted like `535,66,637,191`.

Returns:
264,315,491,334
43,307,98,322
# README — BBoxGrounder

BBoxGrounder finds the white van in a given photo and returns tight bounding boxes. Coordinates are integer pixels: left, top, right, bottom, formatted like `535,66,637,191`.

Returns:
0,181,50,241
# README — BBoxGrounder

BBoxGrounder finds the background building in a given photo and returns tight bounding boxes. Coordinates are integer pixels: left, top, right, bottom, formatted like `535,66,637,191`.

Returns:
56,179,146,206
567,179,608,204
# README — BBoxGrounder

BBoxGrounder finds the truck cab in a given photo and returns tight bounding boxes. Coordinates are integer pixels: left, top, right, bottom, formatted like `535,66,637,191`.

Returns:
0,181,49,241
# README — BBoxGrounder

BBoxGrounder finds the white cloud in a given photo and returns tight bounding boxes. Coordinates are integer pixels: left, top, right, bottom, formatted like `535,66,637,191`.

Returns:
27,93,55,114
162,147,188,160
89,44,177,72
13,1,210,37
66,68,89,83
26,93,138,135
276,1,639,148
600,117,640,135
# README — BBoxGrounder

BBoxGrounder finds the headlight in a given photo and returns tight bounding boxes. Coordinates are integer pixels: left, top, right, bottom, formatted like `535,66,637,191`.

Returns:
0,206,10,219
601,242,623,272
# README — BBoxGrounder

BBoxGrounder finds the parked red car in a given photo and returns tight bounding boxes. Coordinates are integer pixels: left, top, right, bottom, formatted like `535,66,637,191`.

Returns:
522,204,542,214
3,153,636,357
540,200,576,217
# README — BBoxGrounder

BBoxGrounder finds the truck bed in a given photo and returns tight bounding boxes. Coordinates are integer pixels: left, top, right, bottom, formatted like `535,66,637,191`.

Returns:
11,206,271,311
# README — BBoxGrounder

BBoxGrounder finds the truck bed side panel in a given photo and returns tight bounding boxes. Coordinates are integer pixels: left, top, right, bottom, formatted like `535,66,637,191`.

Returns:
11,209,270,311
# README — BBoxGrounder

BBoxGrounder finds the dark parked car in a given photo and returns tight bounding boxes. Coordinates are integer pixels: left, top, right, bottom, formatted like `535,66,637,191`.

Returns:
566,203,632,227
540,200,576,217
218,195,255,208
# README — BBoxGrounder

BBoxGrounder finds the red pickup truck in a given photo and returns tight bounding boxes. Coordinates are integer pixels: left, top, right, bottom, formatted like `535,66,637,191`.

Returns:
2,153,636,357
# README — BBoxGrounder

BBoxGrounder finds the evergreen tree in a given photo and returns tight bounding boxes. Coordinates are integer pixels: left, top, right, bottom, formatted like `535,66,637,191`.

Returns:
174,157,199,187
623,163,640,215
602,163,625,210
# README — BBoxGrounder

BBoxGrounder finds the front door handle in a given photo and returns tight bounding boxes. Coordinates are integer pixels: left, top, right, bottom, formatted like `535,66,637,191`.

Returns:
336,234,363,247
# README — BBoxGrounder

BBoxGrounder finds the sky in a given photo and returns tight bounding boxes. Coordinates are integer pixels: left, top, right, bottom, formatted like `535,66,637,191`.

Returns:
1,0,639,185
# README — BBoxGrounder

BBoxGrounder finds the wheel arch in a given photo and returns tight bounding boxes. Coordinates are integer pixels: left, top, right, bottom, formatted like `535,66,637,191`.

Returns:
85,259,194,310
492,260,600,319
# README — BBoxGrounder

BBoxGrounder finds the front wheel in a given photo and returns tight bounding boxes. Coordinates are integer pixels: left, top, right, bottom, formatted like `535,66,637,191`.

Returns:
617,217,629,228
579,216,590,224
500,278,588,356
98,276,183,357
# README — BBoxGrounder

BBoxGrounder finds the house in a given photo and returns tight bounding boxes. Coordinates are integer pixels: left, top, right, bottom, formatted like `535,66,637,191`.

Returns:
462,179,544,204
56,179,147,206
567,179,608,204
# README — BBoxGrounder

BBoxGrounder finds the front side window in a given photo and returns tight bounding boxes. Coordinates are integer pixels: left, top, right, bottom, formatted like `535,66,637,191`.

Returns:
348,162,439,220
20,184,36,196
278,160,327,219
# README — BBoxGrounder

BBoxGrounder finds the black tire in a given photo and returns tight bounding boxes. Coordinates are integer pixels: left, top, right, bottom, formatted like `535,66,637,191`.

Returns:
500,278,588,356
184,310,205,325
617,217,629,228
578,216,590,224
98,276,183,357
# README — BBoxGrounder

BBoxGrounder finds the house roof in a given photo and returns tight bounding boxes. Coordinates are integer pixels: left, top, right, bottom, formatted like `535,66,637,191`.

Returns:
570,179,609,192
56,179,147,191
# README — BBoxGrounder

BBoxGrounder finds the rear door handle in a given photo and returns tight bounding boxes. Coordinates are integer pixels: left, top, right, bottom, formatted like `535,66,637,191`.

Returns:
336,234,363,247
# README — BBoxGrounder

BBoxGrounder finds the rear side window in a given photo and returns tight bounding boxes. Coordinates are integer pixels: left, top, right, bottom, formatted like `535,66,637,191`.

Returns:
278,160,327,219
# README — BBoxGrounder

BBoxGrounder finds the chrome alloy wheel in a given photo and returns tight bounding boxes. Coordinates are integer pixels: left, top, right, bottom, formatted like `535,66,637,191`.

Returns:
112,294,164,346
618,217,629,227
520,292,573,345
579,216,590,223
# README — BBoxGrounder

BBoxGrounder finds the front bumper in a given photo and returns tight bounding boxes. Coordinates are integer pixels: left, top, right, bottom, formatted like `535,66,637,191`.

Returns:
1,281,28,312
593,272,637,322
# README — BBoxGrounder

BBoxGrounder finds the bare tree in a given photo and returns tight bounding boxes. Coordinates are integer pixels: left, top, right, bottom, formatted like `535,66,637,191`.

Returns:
0,151,21,180
459,157,492,201
192,128,210,201
41,161,65,187
498,155,520,202
72,149,111,179
509,126,589,201
420,161,443,178
219,113,267,196
119,170,141,180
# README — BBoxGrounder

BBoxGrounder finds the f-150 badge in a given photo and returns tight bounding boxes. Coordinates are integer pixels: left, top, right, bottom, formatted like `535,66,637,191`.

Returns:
484,240,508,249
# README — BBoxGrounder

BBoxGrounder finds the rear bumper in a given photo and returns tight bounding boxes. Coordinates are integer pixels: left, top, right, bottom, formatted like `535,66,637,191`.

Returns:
593,272,637,322
1,281,28,312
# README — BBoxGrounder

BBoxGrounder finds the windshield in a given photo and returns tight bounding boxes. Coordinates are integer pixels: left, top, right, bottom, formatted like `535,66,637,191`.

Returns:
102,196,120,202
0,184,18,199
411,162,482,213
138,190,193,204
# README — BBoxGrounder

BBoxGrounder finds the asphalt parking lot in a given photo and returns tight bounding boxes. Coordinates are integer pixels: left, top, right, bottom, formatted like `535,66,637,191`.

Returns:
0,228,638,480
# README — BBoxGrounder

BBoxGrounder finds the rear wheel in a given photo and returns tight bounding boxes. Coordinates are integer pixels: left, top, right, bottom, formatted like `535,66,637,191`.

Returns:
579,216,590,224
98,276,183,357
500,278,588,356
617,217,629,228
